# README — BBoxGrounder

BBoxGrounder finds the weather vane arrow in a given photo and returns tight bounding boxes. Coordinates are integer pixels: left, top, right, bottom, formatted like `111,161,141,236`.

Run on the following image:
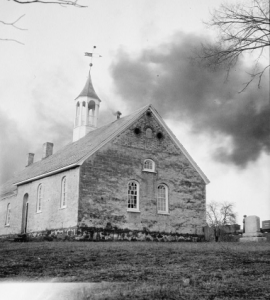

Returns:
85,46,102,68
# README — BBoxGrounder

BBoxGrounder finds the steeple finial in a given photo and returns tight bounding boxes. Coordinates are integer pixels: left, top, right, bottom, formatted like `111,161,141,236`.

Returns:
84,46,102,69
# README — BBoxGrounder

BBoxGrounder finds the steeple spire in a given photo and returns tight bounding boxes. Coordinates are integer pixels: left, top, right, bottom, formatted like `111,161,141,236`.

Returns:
75,69,101,101
73,67,101,142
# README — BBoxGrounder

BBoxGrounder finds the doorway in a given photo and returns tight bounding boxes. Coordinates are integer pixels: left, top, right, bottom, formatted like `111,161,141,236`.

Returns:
21,193,29,234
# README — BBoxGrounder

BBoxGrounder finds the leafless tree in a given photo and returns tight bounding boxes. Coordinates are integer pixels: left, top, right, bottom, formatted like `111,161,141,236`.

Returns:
1,0,87,45
198,0,269,92
8,0,86,7
206,201,237,227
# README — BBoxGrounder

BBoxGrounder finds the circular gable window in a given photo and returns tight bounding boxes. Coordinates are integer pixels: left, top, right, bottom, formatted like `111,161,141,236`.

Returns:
157,132,164,140
134,127,141,135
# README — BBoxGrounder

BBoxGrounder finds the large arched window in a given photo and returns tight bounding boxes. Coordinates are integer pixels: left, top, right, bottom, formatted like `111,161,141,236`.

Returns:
60,177,67,208
37,184,43,213
157,184,168,214
127,181,139,211
143,159,155,172
5,203,11,226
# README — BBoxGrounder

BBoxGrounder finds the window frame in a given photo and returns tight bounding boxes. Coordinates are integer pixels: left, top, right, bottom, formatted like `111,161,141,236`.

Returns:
60,176,67,209
143,159,156,173
157,184,169,214
37,184,43,213
5,203,11,226
127,180,140,212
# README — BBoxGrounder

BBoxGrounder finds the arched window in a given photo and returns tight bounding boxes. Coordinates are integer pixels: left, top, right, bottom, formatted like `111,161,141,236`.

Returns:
37,184,43,212
143,159,155,172
81,101,86,125
88,100,95,125
127,181,139,211
5,203,11,226
157,184,168,214
75,102,80,126
60,177,67,208
146,128,153,138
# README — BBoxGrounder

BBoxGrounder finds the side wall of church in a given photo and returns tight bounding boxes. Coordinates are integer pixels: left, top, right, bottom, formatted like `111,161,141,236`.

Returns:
78,112,206,235
0,167,80,236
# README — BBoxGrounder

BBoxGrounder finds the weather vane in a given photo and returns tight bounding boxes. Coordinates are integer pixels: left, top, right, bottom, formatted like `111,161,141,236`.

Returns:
85,46,102,69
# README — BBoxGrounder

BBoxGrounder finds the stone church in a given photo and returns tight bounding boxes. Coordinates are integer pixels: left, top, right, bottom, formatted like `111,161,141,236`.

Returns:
0,67,209,241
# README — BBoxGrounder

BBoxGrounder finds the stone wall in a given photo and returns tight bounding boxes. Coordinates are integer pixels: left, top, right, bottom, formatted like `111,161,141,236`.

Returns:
0,167,80,236
78,111,206,234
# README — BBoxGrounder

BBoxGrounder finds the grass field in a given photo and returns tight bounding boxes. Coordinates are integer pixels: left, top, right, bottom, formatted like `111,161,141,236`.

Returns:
0,241,270,299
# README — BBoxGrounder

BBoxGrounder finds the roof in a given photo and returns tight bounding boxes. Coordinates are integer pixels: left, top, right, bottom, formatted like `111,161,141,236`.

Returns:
0,104,209,198
75,70,101,101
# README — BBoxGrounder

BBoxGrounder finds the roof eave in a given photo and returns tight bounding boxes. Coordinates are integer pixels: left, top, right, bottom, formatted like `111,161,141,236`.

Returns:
14,163,80,186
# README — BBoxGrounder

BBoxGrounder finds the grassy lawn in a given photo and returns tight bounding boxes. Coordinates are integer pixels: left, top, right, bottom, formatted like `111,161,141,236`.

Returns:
0,241,270,299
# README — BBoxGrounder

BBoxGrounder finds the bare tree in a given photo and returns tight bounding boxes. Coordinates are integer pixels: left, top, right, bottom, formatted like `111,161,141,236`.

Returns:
198,0,269,92
1,0,87,45
206,201,237,227
8,0,86,7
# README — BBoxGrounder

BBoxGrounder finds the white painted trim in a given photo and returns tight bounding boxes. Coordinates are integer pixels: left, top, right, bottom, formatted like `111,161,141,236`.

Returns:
14,163,79,186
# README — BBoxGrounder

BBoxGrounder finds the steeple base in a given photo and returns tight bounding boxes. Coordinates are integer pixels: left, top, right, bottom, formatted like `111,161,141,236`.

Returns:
73,125,96,142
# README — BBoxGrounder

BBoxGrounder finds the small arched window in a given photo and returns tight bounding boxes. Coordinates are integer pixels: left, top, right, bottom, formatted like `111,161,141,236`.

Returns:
37,184,43,212
5,203,11,226
75,102,80,126
143,159,155,172
157,184,169,214
146,128,153,138
127,181,139,211
60,177,67,208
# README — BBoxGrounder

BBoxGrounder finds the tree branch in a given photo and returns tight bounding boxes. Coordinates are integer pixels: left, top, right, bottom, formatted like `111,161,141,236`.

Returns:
0,14,27,30
9,0,87,7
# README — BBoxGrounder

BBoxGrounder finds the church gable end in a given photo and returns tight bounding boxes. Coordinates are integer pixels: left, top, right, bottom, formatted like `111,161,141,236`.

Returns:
78,107,206,234
113,109,181,155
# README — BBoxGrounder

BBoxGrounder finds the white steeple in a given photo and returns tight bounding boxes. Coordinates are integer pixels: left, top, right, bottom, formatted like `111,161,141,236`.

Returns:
73,69,101,142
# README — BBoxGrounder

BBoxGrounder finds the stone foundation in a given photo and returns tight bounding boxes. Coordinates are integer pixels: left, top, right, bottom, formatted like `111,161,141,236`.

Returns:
1,226,205,242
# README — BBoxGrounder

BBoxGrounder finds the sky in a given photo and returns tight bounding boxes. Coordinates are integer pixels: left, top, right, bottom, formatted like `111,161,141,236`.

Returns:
0,0,269,225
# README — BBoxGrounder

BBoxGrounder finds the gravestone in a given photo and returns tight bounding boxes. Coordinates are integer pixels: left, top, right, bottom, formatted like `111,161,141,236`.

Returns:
240,215,267,242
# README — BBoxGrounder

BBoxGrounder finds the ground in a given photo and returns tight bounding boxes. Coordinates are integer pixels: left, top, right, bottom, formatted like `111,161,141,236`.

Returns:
0,241,270,299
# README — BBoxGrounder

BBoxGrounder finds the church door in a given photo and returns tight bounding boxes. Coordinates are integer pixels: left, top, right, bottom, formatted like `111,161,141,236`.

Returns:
21,194,29,234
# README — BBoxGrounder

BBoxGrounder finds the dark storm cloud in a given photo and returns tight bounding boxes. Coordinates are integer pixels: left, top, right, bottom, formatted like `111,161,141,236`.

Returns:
0,91,72,185
110,32,270,167
0,111,31,184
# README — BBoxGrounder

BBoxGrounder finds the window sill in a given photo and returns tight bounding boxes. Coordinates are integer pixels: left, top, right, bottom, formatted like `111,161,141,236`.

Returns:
36,211,42,214
157,212,170,215
59,206,67,210
142,170,156,173
5,224,10,227
127,209,141,213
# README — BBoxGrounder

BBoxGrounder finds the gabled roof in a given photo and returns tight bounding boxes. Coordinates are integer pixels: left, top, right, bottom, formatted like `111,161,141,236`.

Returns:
0,104,209,198
75,71,101,101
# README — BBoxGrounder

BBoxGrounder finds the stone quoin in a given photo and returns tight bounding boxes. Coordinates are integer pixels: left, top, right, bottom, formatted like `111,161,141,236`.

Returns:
0,65,210,241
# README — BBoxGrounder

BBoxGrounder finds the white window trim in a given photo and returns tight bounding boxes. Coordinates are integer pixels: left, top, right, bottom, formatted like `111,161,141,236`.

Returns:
5,203,11,226
60,177,67,209
37,184,43,213
157,184,169,214
143,159,156,173
127,180,140,212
